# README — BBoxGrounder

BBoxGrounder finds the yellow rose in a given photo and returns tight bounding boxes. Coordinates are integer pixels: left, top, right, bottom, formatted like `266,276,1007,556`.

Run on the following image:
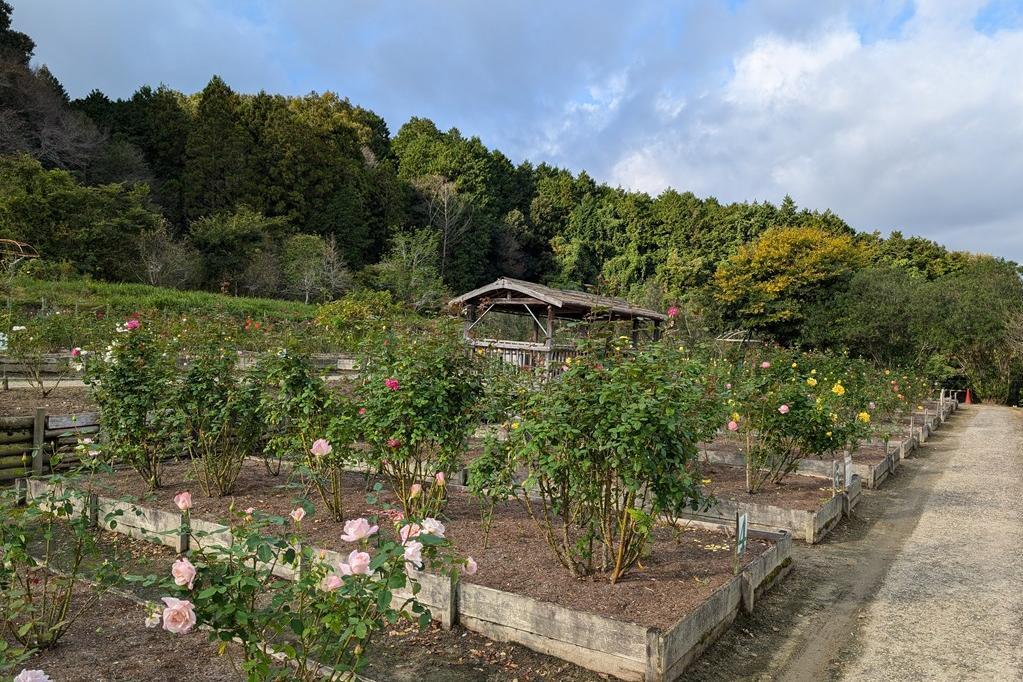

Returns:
825,431,832,437
511,422,520,430
832,383,846,396
731,412,741,422
792,362,798,368
857,412,871,423
806,377,818,386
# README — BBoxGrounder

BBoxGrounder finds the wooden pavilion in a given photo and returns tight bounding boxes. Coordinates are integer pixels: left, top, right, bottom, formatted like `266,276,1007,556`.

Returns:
448,277,667,371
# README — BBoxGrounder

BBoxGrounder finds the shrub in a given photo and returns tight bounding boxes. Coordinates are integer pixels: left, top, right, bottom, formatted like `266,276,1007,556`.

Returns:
358,326,482,519
85,318,177,489
470,344,715,584
725,351,866,493
145,504,466,680
255,349,331,476
174,344,262,496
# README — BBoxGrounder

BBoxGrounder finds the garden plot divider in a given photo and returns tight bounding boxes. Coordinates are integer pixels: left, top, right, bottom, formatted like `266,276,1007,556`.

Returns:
18,477,793,682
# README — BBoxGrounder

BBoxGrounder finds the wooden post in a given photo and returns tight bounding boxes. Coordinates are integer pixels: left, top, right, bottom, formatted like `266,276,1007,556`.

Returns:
631,318,640,347
544,306,554,375
464,304,477,340
31,408,45,476
652,320,661,341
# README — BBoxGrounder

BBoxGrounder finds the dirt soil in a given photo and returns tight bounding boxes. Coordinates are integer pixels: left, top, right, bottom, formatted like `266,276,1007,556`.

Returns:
681,406,1023,681
696,462,835,512
91,459,772,629
14,583,243,682
0,386,96,416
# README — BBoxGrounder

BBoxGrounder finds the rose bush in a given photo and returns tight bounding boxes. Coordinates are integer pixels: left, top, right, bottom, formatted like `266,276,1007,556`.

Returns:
357,325,483,519
470,343,717,583
173,343,262,496
141,500,469,681
85,318,178,489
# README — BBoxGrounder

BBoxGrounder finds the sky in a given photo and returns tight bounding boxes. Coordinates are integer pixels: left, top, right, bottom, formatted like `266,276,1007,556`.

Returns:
11,0,1023,262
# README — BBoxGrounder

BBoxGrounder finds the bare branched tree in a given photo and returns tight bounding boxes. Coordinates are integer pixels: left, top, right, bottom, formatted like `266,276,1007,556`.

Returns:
134,225,200,289
321,235,352,300
414,174,472,280
0,60,103,170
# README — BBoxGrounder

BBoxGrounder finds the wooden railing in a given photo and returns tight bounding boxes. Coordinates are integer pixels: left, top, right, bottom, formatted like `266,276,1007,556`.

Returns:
468,339,578,375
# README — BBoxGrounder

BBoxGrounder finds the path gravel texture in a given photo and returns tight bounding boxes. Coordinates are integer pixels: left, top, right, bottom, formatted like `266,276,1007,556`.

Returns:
840,405,1023,680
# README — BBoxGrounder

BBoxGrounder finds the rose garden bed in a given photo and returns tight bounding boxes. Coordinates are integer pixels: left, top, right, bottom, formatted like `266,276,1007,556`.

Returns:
21,460,793,681
676,463,859,544
698,435,910,490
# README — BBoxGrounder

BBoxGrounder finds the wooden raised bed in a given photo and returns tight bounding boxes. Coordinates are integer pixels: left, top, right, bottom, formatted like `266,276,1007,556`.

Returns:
20,472,793,682
679,462,859,544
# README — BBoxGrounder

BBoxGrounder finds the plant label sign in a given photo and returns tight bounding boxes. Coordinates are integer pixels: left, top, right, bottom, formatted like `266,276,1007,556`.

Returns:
832,460,842,493
735,511,749,557
844,453,854,489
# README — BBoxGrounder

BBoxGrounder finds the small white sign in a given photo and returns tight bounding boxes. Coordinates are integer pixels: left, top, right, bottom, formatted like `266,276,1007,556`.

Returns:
833,460,842,492
844,454,854,489
736,512,749,557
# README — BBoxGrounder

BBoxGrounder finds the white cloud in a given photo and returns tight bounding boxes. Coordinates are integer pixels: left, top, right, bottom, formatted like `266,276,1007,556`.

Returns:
609,5,1023,260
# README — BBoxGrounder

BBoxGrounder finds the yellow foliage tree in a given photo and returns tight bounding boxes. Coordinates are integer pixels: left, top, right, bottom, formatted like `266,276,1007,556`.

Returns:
713,226,870,340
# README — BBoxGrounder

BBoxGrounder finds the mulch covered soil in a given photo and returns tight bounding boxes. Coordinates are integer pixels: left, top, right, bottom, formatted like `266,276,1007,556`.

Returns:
18,529,603,682
696,462,835,512
91,459,772,630
0,386,96,417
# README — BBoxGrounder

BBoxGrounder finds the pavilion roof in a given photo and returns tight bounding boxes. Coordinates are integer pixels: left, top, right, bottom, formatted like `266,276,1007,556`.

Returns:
449,277,667,322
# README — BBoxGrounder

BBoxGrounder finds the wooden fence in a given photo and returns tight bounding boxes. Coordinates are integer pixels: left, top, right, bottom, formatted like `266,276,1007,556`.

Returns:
0,410,99,482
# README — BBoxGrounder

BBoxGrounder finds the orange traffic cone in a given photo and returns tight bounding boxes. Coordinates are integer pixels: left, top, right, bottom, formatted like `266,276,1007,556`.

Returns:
964,389,972,405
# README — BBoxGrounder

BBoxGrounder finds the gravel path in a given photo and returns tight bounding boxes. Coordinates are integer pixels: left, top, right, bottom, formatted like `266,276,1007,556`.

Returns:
840,405,1023,680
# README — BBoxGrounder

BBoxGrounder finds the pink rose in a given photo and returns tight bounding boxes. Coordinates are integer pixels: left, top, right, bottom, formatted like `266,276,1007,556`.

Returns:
778,404,790,414
339,550,372,576
171,557,196,590
290,507,306,524
667,305,679,318
403,541,423,569
310,438,332,457
244,507,255,516
320,574,343,591
358,407,366,416
70,347,82,359
399,523,422,544
385,378,400,391
727,420,739,432
387,438,401,449
463,556,478,576
340,517,379,543
13,671,51,682
409,483,422,498
435,472,446,486
760,361,771,369
161,597,196,634
124,319,140,331
174,491,192,511
725,383,732,389
420,517,446,538
869,401,876,410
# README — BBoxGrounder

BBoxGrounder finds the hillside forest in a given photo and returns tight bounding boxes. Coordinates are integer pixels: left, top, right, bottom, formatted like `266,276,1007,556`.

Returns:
1,2,1021,402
